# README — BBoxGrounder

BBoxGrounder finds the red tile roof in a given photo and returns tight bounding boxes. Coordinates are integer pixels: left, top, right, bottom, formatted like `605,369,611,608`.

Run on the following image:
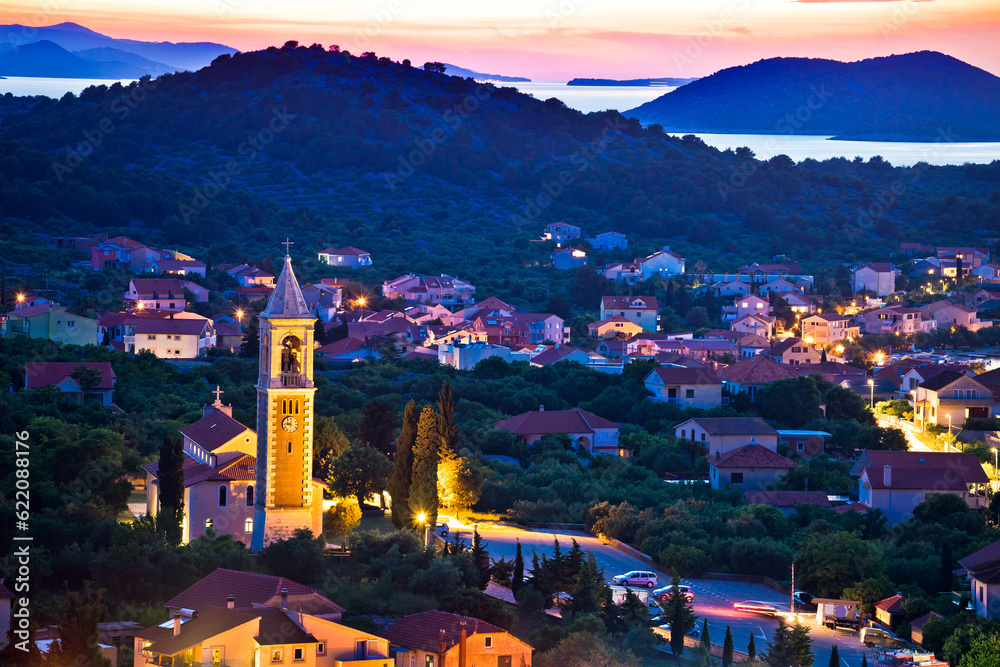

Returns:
875,594,905,614
139,609,258,655
711,444,799,470
25,362,115,390
184,452,257,485
494,408,617,436
766,337,811,357
717,356,797,384
744,491,830,508
806,313,853,322
647,366,722,385
857,263,894,273
129,278,186,299
164,568,325,612
832,502,870,515
856,451,989,484
864,467,970,491
531,345,592,366
133,318,212,336
179,410,252,451
381,610,513,655
957,538,1000,571
910,611,943,632
686,417,778,437
601,295,659,311
7,303,64,318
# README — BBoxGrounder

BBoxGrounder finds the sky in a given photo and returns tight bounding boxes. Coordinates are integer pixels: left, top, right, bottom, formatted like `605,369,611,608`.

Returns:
1,0,998,80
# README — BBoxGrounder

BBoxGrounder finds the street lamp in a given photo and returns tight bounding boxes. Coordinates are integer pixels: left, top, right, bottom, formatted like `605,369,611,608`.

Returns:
868,378,875,409
416,511,431,546
236,308,244,323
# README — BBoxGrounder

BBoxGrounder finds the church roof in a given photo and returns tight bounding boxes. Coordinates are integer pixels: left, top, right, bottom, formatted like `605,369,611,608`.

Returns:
179,410,252,452
262,255,312,319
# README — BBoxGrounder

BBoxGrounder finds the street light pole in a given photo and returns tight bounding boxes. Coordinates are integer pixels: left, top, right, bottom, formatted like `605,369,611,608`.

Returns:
868,379,874,409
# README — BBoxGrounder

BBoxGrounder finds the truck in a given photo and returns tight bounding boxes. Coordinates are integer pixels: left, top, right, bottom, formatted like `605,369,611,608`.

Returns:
813,598,862,631
610,585,649,606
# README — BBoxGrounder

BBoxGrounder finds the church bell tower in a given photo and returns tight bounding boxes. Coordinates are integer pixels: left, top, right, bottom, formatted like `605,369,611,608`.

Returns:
250,247,322,551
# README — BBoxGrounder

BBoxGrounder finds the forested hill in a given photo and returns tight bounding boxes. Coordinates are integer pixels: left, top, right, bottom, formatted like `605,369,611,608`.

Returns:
627,51,1000,141
1,43,999,292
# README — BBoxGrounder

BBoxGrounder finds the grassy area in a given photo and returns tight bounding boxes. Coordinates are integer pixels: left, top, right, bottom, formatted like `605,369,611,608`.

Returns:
359,513,396,535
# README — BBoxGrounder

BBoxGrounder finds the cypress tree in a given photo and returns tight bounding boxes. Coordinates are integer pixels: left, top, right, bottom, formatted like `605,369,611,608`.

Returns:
157,435,184,544
567,555,603,615
409,405,441,529
722,625,734,667
861,655,868,667
390,400,418,529
438,381,459,460
790,622,815,667
700,618,711,650
764,618,793,666
512,540,524,594
748,633,756,660
828,645,840,667
471,528,491,590
667,573,695,656
940,542,954,593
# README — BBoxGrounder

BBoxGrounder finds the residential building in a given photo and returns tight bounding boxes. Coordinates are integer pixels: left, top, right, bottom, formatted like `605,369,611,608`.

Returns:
542,221,581,245
921,301,990,331
674,417,778,457
643,366,723,409
913,370,993,428
802,313,859,345
4,302,99,346
438,342,511,370
125,278,187,311
758,279,801,296
937,246,988,274
551,247,588,270
529,345,605,368
743,490,831,516
382,274,476,306
737,262,801,284
317,246,372,268
588,231,627,251
383,610,533,667
150,258,207,277
776,430,830,457
862,305,935,335
723,294,773,323
910,612,943,647
127,315,216,358
718,355,797,400
875,595,906,629
731,313,775,339
958,539,1000,621
90,235,147,270
736,333,772,358
852,450,990,524
708,445,798,491
784,293,819,316
587,315,644,340
854,263,896,296
635,248,685,278
214,321,244,352
602,262,643,285
300,283,343,322
600,295,659,332
971,263,1000,283
24,361,116,406
493,408,622,456
227,264,275,287
763,338,823,366
712,279,751,297
794,362,865,385
899,364,975,395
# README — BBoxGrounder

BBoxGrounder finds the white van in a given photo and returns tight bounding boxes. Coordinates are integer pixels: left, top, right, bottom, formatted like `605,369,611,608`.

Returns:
612,571,658,588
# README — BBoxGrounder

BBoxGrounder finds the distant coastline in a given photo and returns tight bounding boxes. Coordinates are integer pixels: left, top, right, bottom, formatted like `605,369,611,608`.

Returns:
568,77,699,87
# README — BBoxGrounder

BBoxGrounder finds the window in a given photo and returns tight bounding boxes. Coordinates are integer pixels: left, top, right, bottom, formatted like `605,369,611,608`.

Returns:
246,486,254,506
287,443,292,454
498,657,512,667
316,643,325,656
681,430,686,439
271,648,283,663
293,648,304,661
485,636,493,649
797,441,805,452
245,518,253,533
730,472,744,484
355,640,368,660
147,335,157,340
685,389,695,399
219,485,227,507
425,657,435,667
700,433,706,442
67,320,75,327
205,518,213,529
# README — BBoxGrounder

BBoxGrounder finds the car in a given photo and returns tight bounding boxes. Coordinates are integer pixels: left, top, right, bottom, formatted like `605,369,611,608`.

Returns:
437,523,449,537
733,600,779,615
792,591,815,611
612,571,658,588
653,584,694,603
860,627,907,648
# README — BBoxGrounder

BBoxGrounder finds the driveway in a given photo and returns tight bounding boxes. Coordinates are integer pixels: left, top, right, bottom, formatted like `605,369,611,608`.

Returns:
443,518,875,666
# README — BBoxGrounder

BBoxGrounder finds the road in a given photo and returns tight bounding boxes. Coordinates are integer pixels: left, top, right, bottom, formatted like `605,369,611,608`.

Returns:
442,518,875,666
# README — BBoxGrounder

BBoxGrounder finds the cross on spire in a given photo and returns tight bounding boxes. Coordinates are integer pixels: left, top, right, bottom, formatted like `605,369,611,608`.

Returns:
212,385,224,404
282,238,294,257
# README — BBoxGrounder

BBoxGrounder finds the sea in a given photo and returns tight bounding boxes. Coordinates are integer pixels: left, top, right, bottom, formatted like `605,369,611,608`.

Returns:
3,75,998,167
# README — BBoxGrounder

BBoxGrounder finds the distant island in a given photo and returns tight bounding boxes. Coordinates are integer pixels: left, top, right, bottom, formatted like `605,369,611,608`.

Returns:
441,63,530,82
626,51,1000,142
0,21,236,77
568,77,699,87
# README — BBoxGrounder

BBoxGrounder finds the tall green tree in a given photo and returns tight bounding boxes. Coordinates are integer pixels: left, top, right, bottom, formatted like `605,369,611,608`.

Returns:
390,400,418,529
313,416,350,480
723,625,734,667
828,645,840,667
512,540,525,594
471,528,491,590
790,623,814,667
665,574,696,656
700,618,711,651
438,381,459,460
327,443,392,507
410,405,441,528
763,618,793,667
50,584,111,667
568,555,604,615
748,633,756,660
358,399,400,457
940,542,954,593
156,434,184,545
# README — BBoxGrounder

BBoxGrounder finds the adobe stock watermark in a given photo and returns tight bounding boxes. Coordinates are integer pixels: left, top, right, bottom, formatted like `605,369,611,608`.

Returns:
12,429,32,652
2,0,73,53
351,0,403,52
672,0,753,73
508,114,630,226
51,78,159,182
179,106,291,222
384,86,492,191
546,0,589,28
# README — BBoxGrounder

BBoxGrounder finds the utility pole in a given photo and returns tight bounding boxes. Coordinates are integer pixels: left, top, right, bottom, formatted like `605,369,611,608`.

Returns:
791,561,795,615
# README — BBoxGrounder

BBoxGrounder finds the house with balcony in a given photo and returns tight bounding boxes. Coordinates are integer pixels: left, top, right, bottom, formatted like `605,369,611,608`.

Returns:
493,407,621,456
126,278,188,311
127,315,216,359
382,274,476,306
784,293,819,316
913,370,993,428
587,315,644,340
763,338,822,366
731,313,775,339
937,246,988,275
643,366,722,409
90,235,147,270
227,264,275,288
300,283,343,323
958,539,1000,621
600,295,659,332
853,262,896,296
318,246,372,268
542,221,581,245
25,361,116,406
922,301,990,331
3,302,99,346
383,610,533,667
862,305,935,335
602,261,643,285
674,417,778,457
801,313,859,345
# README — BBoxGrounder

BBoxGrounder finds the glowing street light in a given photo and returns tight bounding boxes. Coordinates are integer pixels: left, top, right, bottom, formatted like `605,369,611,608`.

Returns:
416,511,431,547
355,296,368,309
835,344,845,355
16,293,25,303
868,378,875,409
236,308,245,322
136,302,145,312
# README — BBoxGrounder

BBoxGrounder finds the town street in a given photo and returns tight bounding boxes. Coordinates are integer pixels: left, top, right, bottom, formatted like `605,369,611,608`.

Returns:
443,520,875,666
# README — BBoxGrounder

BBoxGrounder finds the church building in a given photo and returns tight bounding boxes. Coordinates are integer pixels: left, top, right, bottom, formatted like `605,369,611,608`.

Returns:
143,251,324,549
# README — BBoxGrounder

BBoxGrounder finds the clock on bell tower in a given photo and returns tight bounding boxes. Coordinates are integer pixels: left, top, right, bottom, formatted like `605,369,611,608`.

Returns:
250,247,323,551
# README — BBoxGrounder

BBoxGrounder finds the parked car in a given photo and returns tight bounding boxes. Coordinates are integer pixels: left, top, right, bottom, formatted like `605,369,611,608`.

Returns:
653,584,694,603
612,571,658,588
793,591,815,611
437,523,449,537
733,600,778,615
860,627,907,648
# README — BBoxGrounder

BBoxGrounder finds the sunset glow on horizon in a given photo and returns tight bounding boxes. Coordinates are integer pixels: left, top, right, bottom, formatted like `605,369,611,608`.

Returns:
2,0,998,79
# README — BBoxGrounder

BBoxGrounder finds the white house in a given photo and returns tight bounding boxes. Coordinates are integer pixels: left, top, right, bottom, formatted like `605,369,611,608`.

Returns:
543,222,581,246
674,417,778,458
494,407,622,456
600,295,659,332
636,248,685,278
708,445,798,491
551,247,588,270
643,366,722,409
958,540,1000,621
318,246,372,268
588,231,628,251
854,263,896,297
438,342,511,370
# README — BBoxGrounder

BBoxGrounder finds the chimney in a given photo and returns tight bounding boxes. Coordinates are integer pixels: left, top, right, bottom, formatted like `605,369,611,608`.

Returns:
227,594,235,610
280,587,288,610
439,629,446,655
459,622,467,667
173,612,181,637
884,465,892,488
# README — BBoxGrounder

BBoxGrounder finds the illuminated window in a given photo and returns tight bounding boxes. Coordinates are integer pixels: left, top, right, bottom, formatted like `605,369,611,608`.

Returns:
245,518,253,533
271,648,283,663
205,518,213,529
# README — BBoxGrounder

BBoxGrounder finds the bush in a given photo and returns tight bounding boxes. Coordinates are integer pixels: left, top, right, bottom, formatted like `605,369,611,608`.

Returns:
657,544,711,577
